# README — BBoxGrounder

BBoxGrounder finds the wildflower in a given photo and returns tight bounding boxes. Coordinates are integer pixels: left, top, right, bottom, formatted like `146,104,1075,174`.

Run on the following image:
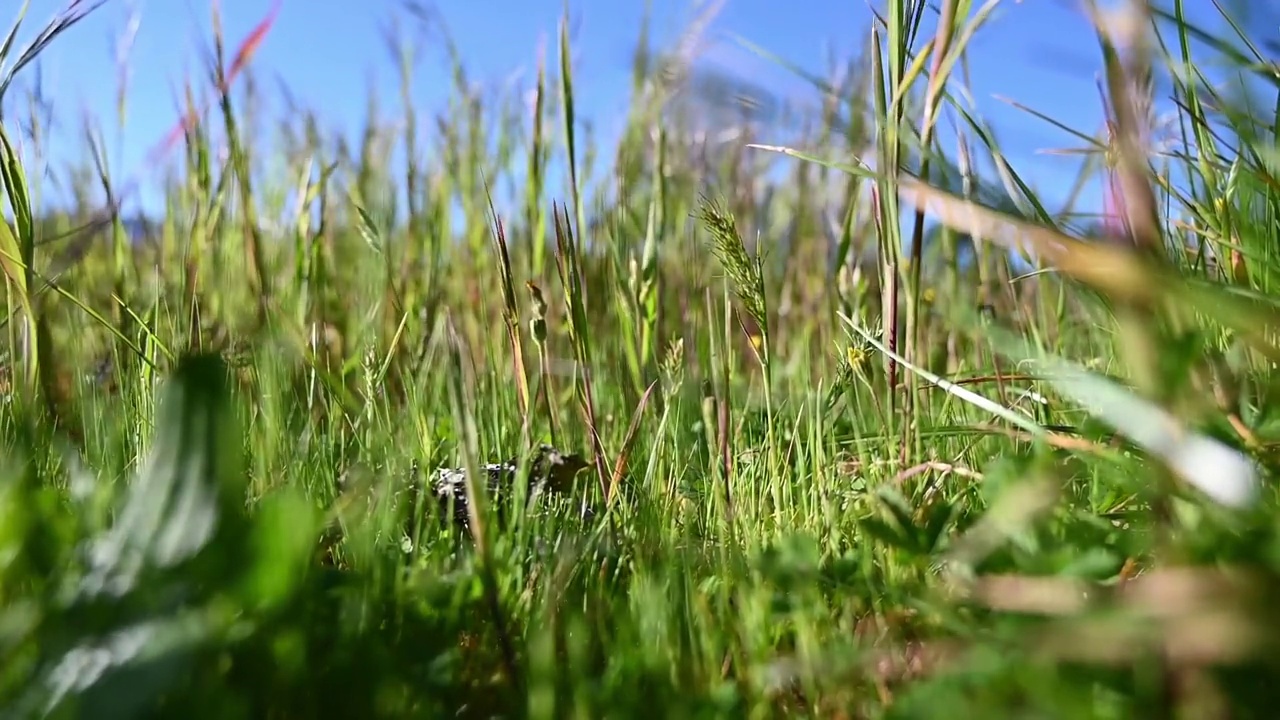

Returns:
845,345,868,370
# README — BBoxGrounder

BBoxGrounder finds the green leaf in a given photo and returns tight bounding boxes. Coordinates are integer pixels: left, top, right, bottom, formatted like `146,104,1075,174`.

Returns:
920,499,957,555
353,202,384,254
859,516,912,552
876,486,917,536
238,489,320,610
1056,547,1124,581
36,607,228,720
75,354,246,600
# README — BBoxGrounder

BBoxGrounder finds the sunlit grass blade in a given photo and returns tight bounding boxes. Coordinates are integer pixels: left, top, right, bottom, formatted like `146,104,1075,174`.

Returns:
838,311,1046,438
988,328,1259,508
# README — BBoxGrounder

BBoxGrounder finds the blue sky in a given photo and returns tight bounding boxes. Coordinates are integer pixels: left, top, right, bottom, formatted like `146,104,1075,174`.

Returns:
8,0,1264,221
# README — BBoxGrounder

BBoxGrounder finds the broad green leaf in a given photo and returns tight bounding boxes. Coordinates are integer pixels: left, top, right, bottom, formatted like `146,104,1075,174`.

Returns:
238,489,319,610
75,354,246,600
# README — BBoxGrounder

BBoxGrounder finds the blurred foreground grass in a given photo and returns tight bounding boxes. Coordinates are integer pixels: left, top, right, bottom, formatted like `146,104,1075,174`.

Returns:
4,0,1280,717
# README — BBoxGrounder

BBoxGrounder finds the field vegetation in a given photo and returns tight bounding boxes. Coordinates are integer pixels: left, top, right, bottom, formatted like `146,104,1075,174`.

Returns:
2,0,1280,717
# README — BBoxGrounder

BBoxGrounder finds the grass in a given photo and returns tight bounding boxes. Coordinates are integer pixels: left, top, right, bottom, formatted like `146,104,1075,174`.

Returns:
3,0,1280,716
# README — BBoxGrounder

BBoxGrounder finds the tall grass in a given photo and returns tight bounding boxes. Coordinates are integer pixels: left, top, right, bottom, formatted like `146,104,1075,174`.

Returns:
3,0,1280,717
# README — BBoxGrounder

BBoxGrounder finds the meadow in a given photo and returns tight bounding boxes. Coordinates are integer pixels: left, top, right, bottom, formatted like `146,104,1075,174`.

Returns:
2,0,1280,717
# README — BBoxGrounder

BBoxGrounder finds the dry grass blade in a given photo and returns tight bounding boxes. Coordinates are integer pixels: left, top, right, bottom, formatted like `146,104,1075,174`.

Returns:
1026,567,1272,666
1036,611,1263,666
970,574,1092,616
607,379,658,508
486,190,531,431
955,567,1277,671
1088,0,1164,255
895,176,1280,360
896,176,1159,302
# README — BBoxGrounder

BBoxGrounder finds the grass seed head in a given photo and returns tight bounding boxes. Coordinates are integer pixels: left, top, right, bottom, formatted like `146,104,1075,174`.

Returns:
696,196,767,329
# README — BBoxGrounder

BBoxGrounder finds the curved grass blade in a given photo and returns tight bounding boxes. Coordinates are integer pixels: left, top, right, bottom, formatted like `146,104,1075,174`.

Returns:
987,327,1259,508
838,311,1046,438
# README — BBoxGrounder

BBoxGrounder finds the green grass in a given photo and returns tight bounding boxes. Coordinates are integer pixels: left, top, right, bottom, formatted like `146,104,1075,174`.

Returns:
3,0,1280,717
